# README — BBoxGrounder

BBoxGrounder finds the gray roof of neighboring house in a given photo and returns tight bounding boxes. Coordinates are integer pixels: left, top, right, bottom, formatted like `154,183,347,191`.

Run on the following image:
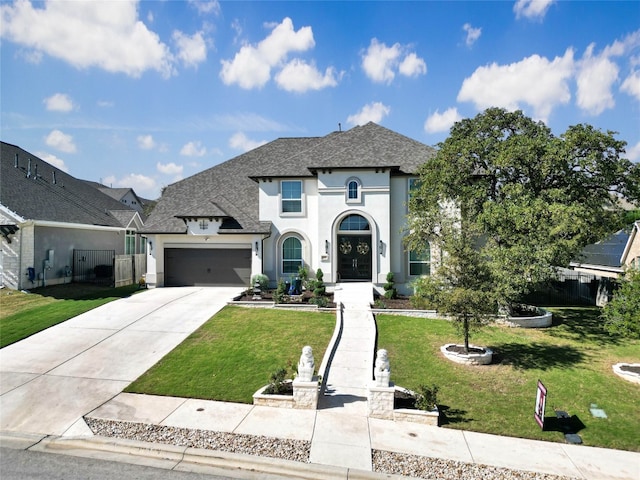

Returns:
574,229,630,268
1,141,137,228
142,122,437,234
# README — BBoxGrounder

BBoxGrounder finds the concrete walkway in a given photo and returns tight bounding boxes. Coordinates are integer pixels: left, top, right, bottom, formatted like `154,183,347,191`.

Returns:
2,283,639,480
309,282,376,470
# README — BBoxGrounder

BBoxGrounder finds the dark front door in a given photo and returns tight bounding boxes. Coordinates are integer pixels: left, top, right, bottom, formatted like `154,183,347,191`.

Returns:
337,235,371,281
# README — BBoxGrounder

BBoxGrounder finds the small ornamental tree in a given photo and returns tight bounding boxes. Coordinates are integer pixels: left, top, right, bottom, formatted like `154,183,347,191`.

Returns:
406,108,639,352
603,268,640,339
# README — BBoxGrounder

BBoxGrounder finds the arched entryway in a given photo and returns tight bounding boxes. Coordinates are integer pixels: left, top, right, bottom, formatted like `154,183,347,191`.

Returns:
336,213,372,281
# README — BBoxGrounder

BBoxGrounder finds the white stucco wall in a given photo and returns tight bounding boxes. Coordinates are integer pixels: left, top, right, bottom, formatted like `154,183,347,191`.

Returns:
258,170,404,285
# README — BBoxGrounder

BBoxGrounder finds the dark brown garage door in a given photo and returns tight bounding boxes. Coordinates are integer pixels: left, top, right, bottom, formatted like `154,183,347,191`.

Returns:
164,248,251,287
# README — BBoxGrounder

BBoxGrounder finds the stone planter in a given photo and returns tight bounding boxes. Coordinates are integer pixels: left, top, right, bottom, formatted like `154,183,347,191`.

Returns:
612,363,640,384
252,378,319,409
441,343,493,365
499,308,553,328
394,407,440,426
252,383,294,408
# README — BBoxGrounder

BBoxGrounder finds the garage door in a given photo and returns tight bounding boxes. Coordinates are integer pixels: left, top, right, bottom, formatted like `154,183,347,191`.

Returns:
164,248,251,287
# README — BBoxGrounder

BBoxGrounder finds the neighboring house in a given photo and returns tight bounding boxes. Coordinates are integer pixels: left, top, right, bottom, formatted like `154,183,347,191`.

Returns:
570,221,640,278
0,142,145,290
142,122,436,292
83,180,147,218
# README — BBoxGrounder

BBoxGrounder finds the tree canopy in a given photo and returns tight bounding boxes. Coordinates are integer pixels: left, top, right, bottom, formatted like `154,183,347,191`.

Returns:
407,108,640,311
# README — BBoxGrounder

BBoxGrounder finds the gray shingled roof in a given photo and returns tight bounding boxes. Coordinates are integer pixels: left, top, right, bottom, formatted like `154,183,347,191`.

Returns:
1,142,136,227
142,122,437,234
575,229,630,268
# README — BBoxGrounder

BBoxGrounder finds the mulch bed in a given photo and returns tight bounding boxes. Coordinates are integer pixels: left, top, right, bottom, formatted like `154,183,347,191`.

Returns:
445,344,487,355
620,364,640,375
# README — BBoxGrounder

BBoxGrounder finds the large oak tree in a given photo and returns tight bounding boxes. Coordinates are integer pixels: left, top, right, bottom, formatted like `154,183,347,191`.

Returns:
406,108,639,351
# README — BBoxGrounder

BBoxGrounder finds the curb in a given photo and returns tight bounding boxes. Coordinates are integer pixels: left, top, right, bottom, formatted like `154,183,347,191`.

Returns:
2,432,408,480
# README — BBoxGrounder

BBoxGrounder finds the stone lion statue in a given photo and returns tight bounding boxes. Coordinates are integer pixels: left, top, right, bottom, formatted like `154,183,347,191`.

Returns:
374,349,391,386
297,345,315,382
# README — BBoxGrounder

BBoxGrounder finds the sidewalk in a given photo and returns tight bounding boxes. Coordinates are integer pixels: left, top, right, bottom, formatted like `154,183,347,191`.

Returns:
1,284,639,480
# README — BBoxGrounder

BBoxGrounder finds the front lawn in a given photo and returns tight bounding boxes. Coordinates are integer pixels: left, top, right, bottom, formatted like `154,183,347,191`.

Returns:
377,307,640,452
0,284,141,348
126,306,336,403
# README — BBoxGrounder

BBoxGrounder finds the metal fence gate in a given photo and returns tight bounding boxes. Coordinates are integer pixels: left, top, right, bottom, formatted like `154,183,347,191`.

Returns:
72,249,115,285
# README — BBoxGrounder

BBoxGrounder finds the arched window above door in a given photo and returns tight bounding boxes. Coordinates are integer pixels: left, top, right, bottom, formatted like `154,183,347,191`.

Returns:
339,214,370,231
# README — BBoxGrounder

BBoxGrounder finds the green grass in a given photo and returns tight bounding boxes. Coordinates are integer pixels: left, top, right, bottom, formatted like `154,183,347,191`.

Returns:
126,306,336,403
376,307,640,452
0,284,141,348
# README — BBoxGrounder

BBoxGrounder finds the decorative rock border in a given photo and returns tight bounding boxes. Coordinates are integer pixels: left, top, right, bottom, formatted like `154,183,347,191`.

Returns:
498,308,553,328
440,344,493,365
612,363,640,384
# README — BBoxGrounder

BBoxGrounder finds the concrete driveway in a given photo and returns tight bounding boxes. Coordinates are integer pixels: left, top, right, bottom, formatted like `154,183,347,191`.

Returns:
0,287,241,437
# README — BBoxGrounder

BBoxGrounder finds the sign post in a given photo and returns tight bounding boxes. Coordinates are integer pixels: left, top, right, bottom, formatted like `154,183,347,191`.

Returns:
534,380,547,429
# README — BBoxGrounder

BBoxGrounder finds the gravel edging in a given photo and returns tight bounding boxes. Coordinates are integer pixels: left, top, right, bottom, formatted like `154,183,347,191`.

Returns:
86,418,579,480
372,450,580,480
85,418,310,463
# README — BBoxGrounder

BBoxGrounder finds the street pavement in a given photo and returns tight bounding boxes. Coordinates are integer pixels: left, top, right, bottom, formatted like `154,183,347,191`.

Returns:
1,284,638,480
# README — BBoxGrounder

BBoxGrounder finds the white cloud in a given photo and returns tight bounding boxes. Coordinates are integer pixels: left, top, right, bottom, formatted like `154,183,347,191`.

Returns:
137,134,156,150
625,141,640,162
575,32,640,115
0,0,174,78
189,0,220,16
220,17,315,89
462,23,481,47
45,129,77,153
157,162,183,175
229,132,266,152
97,100,114,108
398,52,427,77
457,49,574,122
275,59,340,92
173,30,207,68
180,141,207,157
575,44,619,116
514,0,555,20
424,108,462,133
361,38,426,84
109,173,157,197
621,70,640,101
347,102,390,126
44,93,75,112
35,151,69,172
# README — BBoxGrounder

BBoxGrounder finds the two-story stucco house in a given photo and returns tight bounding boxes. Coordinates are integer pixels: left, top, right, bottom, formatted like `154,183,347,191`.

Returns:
142,122,436,293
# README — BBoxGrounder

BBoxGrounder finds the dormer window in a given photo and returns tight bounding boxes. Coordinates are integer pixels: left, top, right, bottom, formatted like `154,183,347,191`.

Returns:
199,219,209,230
345,177,362,204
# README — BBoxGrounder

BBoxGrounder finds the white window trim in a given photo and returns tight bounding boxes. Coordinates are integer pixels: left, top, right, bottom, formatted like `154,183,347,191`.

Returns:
280,180,305,217
281,234,304,276
345,177,362,204
408,243,431,277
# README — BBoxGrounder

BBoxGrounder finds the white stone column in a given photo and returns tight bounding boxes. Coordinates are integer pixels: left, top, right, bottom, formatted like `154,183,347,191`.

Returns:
293,377,319,409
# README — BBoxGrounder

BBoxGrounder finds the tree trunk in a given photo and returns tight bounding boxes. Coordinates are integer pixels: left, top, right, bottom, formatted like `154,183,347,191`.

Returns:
463,313,470,353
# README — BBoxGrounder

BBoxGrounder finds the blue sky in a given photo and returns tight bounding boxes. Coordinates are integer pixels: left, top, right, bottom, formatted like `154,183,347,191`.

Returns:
2,0,639,200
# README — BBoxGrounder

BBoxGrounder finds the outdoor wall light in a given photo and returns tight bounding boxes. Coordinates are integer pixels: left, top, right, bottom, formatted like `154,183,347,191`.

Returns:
148,241,153,252
325,240,329,254
255,241,259,255
379,240,383,250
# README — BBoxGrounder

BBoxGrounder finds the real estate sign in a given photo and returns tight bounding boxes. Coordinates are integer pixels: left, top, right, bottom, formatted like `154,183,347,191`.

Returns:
534,380,547,429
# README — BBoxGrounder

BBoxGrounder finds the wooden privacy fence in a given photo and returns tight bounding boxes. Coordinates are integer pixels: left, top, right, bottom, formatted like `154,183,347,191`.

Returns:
73,249,146,287
114,254,146,287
